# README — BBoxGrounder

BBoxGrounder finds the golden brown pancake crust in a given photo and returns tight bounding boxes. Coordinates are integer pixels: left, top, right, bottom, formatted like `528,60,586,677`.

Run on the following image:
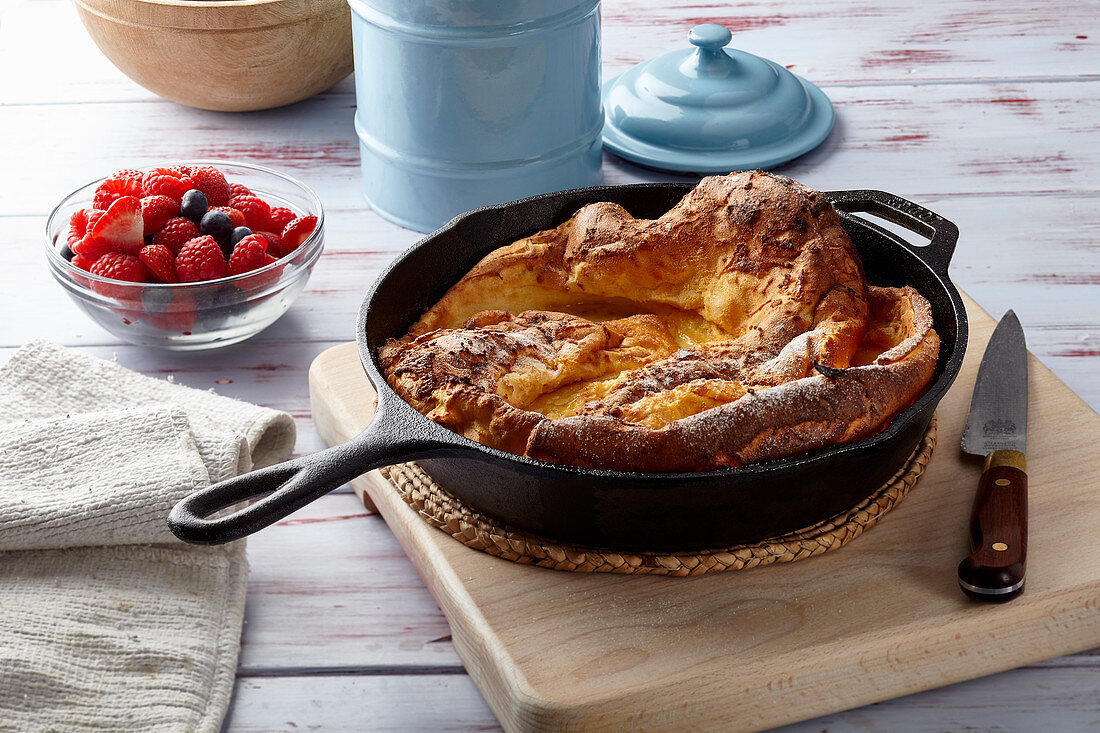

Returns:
381,171,940,472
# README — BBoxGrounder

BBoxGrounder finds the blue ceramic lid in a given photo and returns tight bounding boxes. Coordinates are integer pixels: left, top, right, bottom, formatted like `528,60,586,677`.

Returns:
602,24,834,173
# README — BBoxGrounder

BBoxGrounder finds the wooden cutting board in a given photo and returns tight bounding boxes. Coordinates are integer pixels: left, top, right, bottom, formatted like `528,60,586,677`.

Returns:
309,293,1100,732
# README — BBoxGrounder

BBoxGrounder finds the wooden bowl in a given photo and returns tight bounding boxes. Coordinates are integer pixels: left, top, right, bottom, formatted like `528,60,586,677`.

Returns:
74,0,352,111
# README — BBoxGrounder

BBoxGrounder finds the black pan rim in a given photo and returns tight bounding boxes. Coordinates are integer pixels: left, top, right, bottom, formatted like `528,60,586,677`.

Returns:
356,181,968,483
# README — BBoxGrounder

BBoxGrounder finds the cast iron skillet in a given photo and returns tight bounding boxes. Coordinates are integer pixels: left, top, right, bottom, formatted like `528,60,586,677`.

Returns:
169,185,968,551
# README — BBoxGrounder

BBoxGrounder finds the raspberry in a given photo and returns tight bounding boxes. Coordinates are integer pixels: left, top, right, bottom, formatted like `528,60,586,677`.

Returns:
188,165,230,206
140,195,179,236
227,234,276,275
211,206,246,228
139,244,178,283
152,217,200,254
69,210,111,259
269,207,296,232
66,208,102,247
89,250,145,281
228,194,271,231
114,168,145,181
150,165,191,179
281,215,318,253
71,254,96,271
175,236,227,282
93,174,143,210
69,253,97,289
89,252,146,298
67,211,86,247
229,183,251,199
72,234,114,261
141,167,193,201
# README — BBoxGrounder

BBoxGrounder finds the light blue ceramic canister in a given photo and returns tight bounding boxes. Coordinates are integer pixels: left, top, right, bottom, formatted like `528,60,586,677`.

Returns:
348,0,603,233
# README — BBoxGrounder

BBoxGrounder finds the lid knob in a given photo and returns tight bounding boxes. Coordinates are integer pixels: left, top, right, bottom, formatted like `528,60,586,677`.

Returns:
688,24,733,51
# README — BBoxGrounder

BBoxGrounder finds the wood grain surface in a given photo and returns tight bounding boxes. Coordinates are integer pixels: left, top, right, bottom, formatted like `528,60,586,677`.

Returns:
73,0,353,111
310,293,1100,731
3,0,1098,728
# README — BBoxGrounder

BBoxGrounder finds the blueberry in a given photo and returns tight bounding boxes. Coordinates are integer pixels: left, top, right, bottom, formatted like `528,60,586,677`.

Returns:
216,284,250,311
196,285,251,330
60,242,74,261
201,210,234,250
181,189,208,223
229,226,253,248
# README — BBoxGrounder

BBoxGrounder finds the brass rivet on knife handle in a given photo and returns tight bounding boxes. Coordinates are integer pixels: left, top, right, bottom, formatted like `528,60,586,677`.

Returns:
958,453,1028,602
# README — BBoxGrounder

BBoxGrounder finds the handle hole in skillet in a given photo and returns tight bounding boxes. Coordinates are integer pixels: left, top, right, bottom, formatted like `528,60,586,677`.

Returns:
201,487,285,521
847,212,931,248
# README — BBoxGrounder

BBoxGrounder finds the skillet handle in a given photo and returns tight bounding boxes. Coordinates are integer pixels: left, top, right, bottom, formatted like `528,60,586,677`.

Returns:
826,189,959,277
168,416,444,545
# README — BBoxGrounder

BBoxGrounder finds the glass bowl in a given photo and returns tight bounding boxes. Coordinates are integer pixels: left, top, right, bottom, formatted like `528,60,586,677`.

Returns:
45,160,324,350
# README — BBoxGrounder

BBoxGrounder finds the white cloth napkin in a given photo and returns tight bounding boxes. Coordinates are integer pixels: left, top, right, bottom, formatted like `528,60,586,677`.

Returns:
0,340,295,732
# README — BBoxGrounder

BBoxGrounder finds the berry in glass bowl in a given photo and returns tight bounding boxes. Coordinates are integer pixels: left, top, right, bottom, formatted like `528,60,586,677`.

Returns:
45,161,324,350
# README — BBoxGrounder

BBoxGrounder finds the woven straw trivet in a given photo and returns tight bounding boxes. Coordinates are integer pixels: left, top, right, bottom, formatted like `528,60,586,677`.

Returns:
379,416,937,576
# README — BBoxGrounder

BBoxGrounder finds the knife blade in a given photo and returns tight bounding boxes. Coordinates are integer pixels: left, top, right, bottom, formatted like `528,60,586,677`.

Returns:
958,309,1029,602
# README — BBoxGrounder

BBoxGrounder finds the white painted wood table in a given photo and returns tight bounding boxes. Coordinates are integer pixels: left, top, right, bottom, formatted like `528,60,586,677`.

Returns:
2,1,1098,730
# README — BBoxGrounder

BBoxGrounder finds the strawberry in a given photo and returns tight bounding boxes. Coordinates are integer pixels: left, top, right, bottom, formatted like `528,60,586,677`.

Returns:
227,234,276,275
89,252,146,298
93,172,143,210
152,217,201,255
89,196,144,255
139,244,178,283
269,206,296,232
140,195,180,236
188,165,230,206
210,206,246,228
175,236,227,282
228,194,272,231
141,167,193,201
280,215,318,253
255,231,285,257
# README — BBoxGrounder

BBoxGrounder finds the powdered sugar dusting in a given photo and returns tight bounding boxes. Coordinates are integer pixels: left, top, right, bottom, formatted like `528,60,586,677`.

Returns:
381,172,940,471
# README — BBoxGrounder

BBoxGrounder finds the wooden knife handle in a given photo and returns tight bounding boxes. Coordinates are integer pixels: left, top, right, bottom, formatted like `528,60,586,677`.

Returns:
958,450,1028,602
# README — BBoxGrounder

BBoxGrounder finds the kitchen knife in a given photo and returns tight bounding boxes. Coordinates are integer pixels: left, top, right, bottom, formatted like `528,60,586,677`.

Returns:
958,310,1029,602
